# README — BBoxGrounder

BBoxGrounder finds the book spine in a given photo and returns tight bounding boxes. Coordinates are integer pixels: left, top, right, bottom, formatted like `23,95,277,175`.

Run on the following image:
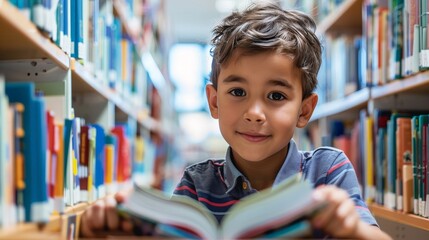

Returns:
411,116,419,214
79,126,89,202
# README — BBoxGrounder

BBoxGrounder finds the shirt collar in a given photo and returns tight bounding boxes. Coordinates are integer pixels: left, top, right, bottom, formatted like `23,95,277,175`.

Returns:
223,139,302,194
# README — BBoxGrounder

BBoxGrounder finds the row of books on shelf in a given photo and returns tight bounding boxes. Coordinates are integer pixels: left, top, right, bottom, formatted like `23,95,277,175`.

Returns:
317,35,365,104
0,78,160,228
317,109,429,220
8,0,150,104
306,0,429,105
292,0,347,24
363,0,429,86
370,110,429,218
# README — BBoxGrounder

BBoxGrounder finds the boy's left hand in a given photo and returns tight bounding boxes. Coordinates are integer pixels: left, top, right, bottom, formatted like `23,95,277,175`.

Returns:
311,185,362,238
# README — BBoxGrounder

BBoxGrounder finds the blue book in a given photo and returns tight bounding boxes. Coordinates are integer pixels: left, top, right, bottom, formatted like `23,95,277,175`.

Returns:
91,124,105,198
260,220,311,238
63,0,70,54
64,118,81,205
76,0,84,59
63,119,74,205
5,82,49,223
70,0,77,57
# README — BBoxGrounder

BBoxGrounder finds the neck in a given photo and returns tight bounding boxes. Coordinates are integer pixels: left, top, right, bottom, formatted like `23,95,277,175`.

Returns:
232,147,288,191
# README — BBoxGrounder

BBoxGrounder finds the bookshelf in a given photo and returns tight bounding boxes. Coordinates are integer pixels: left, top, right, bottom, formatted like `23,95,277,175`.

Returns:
0,1,69,69
371,70,429,99
370,204,429,231
303,0,429,238
0,0,172,239
311,88,369,121
316,0,362,35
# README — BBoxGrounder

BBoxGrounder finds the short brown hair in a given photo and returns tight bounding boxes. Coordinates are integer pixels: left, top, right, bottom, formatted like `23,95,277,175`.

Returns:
210,2,321,99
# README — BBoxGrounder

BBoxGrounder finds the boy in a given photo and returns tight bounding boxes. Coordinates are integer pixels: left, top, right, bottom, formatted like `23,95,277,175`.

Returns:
81,2,391,239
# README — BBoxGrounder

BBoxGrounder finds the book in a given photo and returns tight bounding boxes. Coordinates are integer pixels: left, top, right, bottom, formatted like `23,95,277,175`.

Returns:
118,174,324,240
5,82,49,223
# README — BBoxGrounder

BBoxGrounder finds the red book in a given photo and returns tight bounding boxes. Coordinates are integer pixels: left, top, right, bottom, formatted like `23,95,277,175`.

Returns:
79,126,90,193
111,126,131,182
46,111,55,199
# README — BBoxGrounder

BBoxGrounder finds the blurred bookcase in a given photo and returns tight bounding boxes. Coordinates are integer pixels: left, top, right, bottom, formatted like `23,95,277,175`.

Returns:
292,0,429,239
0,0,175,239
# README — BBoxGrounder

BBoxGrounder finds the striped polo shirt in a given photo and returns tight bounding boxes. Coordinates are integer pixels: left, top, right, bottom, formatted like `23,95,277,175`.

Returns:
173,139,377,227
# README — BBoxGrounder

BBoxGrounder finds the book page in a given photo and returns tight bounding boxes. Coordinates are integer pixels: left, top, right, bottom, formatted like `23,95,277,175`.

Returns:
119,184,219,239
220,174,321,239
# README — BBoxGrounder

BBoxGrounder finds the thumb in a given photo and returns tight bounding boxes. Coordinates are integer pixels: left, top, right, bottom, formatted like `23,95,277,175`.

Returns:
114,188,132,203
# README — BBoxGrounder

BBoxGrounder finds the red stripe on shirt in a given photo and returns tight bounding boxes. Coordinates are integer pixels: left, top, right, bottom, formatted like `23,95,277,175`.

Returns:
355,205,370,212
198,197,239,207
175,185,197,195
327,159,350,175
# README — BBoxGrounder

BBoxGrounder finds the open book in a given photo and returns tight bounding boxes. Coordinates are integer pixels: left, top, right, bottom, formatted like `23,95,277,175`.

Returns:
117,174,324,239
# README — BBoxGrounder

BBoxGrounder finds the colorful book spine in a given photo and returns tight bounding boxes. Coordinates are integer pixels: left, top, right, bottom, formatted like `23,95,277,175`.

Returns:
365,116,375,204
91,124,105,199
54,123,65,213
79,125,90,202
396,117,412,212
411,116,419,214
111,125,131,183
13,103,25,222
5,82,49,223
104,134,116,195
87,126,96,202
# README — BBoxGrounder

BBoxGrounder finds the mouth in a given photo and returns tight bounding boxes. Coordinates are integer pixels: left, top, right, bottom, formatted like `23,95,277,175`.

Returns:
237,131,270,142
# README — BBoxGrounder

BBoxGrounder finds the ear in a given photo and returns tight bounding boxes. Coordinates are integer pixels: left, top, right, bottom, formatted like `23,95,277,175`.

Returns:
296,93,318,128
206,84,219,119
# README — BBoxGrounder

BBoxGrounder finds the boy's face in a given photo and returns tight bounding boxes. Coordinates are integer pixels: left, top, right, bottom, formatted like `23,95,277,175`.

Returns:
206,50,317,163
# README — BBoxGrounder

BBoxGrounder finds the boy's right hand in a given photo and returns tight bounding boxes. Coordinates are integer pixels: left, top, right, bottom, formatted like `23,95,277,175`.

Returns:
80,191,134,237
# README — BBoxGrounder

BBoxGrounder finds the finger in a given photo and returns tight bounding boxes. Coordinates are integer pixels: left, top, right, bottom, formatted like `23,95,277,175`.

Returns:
115,188,132,203
105,197,120,230
322,198,359,237
88,200,107,230
80,211,96,237
311,186,348,229
121,219,134,233
311,198,338,229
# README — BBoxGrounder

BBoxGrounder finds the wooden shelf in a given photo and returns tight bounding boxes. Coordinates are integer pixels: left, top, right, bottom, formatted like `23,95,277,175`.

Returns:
71,59,160,131
371,70,429,99
311,88,369,121
0,202,90,240
369,204,429,231
317,0,363,35
0,1,69,70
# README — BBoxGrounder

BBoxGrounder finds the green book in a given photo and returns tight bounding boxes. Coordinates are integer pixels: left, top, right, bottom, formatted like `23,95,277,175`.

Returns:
412,116,419,215
118,174,325,239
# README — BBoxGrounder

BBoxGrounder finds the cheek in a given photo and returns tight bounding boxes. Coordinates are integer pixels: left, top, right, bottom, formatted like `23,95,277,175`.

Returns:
272,107,300,127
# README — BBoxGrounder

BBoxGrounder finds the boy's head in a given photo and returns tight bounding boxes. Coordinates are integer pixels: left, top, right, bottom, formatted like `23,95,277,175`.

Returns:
206,2,321,164
209,2,321,100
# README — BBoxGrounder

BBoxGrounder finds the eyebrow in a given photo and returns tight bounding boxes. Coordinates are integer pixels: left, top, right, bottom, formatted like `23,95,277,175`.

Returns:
221,75,245,84
222,75,293,89
267,79,293,89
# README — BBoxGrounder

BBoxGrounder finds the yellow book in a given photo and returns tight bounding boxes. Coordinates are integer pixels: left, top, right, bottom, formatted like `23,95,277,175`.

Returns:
54,123,65,213
365,116,375,203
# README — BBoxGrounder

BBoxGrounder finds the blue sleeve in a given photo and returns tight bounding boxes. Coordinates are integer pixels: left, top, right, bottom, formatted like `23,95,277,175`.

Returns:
172,169,198,201
326,151,379,227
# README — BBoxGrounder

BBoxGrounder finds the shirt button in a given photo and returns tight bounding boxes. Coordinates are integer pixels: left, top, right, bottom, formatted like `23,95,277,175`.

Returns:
242,182,248,190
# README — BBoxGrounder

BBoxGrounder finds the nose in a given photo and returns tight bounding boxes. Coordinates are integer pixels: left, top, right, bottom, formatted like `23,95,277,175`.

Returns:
243,101,266,123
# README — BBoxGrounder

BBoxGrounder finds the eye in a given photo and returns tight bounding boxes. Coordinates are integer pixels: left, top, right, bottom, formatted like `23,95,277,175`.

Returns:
268,92,286,101
229,88,246,97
